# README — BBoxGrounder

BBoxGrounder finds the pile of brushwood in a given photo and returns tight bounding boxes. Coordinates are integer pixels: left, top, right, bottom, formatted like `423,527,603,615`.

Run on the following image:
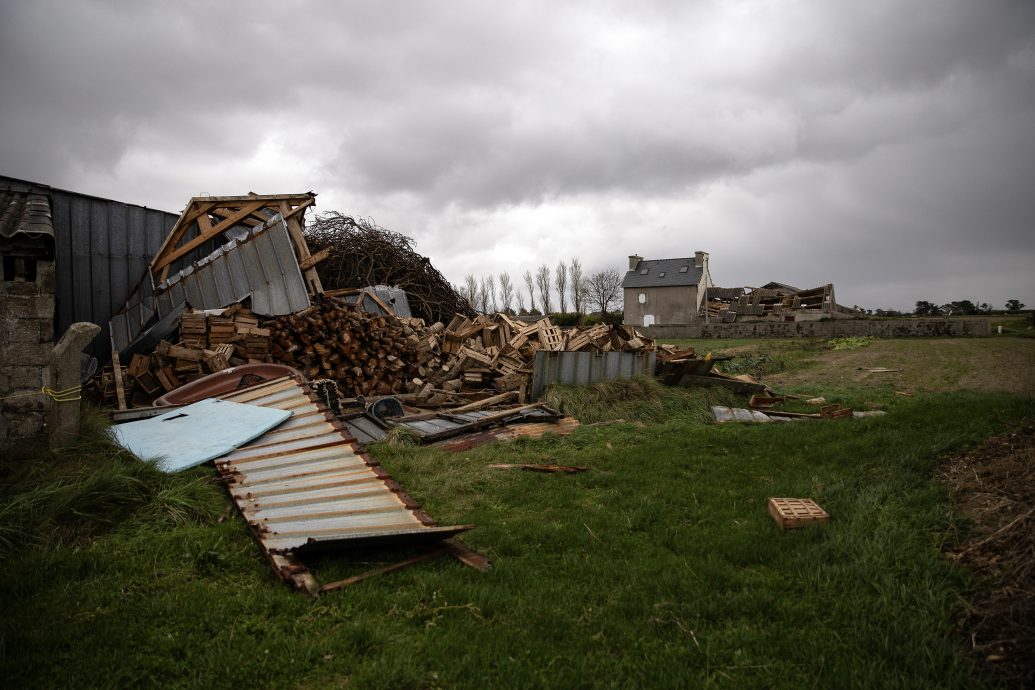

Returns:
306,212,474,324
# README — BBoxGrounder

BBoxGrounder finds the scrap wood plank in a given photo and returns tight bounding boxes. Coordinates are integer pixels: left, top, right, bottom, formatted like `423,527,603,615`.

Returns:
153,199,267,272
111,349,127,411
488,463,589,473
768,497,829,529
156,340,208,361
319,547,449,593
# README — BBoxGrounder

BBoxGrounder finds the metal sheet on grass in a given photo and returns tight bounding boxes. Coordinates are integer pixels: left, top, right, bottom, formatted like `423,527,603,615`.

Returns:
218,377,471,555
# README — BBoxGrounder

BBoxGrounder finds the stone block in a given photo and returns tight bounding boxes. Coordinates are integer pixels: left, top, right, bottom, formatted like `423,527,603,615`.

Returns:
36,260,56,292
5,412,46,439
0,295,32,320
3,280,39,297
4,341,51,366
34,294,55,319
2,392,46,413
0,318,40,343
39,318,54,343
0,365,45,390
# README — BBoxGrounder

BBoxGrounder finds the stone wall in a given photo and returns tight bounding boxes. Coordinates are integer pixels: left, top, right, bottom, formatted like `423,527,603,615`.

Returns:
0,259,55,447
642,317,991,339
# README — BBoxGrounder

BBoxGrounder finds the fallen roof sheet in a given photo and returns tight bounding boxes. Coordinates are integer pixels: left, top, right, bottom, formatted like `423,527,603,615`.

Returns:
110,214,311,353
111,398,292,472
217,375,475,593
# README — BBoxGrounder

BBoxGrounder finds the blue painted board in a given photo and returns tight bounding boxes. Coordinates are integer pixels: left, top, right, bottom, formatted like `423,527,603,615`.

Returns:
111,398,291,473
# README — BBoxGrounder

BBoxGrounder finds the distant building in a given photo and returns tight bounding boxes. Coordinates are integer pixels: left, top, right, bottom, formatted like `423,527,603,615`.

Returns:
622,251,712,327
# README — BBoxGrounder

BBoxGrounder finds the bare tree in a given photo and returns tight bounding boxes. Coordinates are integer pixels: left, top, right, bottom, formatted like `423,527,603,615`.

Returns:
485,274,496,312
586,267,623,322
522,269,537,312
535,264,552,314
516,292,526,313
498,271,514,313
463,274,479,309
554,260,568,313
478,275,493,313
569,257,586,314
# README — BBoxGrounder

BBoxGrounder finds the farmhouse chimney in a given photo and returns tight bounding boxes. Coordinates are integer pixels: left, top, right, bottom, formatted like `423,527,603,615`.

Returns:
628,254,642,270
694,251,708,269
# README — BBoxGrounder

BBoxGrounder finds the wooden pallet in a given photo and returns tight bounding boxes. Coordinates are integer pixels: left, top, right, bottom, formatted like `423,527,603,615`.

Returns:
768,497,829,529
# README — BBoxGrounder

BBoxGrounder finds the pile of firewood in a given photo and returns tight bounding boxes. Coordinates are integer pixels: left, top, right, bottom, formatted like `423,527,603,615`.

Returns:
268,296,419,397
95,296,656,408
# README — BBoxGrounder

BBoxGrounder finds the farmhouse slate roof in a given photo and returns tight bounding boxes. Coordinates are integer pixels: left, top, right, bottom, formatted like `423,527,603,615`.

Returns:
622,257,702,288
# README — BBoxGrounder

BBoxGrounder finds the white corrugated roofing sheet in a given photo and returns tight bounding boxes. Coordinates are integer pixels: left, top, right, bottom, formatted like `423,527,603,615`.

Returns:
218,376,471,555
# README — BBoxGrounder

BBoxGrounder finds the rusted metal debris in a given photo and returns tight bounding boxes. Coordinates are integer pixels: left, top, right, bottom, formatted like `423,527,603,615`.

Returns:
214,374,487,595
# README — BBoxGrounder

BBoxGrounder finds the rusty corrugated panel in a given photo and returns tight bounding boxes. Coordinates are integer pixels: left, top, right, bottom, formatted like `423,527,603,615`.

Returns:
217,376,472,592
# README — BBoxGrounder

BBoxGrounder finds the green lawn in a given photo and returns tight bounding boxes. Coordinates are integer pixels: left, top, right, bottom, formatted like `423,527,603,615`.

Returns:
2,340,1033,689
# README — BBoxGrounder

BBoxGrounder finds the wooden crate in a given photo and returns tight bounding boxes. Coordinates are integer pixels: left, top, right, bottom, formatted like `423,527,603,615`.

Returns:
767,498,829,529
208,316,236,345
180,312,208,348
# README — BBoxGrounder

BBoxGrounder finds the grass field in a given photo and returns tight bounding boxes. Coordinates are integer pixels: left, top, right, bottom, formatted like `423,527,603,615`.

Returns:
2,336,1033,689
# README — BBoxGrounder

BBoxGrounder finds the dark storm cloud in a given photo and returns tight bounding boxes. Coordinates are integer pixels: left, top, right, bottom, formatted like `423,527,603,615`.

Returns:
1,0,1033,309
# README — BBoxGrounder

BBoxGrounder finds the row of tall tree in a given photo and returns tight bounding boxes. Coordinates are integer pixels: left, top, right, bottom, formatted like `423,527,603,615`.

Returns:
461,260,624,316
914,299,1025,316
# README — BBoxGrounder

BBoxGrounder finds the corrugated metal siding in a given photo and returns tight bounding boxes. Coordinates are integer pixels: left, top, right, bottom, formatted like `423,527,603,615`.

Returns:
531,350,657,400
48,188,180,359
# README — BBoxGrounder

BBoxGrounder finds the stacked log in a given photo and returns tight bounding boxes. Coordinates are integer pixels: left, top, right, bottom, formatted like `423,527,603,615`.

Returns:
268,296,419,397
93,299,657,408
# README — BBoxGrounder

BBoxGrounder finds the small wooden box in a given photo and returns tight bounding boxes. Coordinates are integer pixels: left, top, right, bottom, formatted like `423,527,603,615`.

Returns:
768,497,829,529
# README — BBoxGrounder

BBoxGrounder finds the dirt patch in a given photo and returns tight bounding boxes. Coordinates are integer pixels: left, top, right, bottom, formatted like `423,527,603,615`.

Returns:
940,423,1035,688
766,339,1035,394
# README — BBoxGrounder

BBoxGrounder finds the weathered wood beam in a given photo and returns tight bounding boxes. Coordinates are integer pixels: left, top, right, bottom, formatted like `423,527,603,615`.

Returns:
152,200,267,272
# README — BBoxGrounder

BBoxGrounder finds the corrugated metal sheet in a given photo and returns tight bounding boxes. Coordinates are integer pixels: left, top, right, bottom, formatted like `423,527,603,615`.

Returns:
218,376,471,562
109,215,310,352
531,350,657,400
46,185,181,359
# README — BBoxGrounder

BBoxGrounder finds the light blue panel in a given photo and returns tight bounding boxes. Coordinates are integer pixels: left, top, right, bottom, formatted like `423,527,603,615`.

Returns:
111,398,292,473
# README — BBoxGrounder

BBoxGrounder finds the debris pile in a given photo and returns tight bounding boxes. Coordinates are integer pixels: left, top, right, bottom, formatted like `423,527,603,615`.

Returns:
272,304,655,403
306,212,474,324
704,283,841,321
100,294,658,408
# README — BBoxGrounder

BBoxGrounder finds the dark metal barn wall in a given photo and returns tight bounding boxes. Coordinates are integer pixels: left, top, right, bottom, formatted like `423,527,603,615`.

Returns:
50,189,179,359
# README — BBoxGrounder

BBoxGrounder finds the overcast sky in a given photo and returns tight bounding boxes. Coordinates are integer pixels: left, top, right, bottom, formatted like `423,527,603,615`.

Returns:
2,0,1033,311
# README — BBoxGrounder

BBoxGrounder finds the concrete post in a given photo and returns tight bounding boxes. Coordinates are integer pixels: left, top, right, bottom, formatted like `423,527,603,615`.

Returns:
48,322,100,448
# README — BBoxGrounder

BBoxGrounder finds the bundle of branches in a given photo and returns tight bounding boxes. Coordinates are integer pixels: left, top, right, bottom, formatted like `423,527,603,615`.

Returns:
306,212,474,323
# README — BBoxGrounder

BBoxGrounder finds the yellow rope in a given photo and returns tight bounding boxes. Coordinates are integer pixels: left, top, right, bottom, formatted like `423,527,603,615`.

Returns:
0,385,82,402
